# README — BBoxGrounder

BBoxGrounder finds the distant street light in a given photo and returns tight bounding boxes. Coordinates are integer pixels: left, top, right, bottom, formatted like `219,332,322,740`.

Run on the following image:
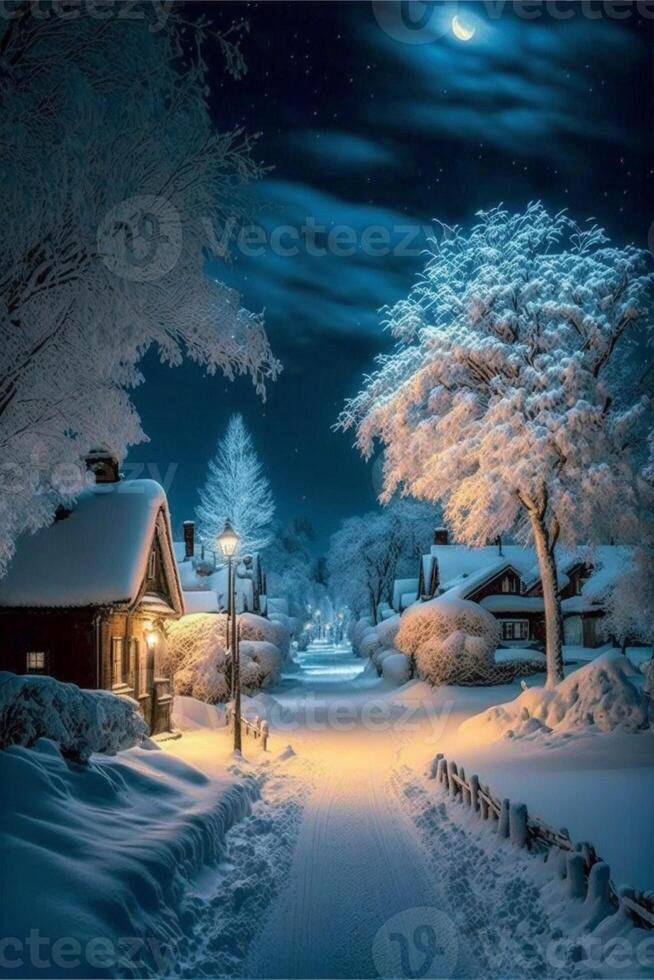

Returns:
217,520,242,753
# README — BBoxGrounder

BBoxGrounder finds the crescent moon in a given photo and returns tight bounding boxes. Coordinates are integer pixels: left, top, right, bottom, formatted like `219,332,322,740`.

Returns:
452,14,476,41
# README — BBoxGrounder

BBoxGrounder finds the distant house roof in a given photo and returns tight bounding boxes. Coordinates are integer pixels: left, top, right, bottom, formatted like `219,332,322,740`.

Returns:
392,578,418,611
561,546,633,615
0,480,183,611
174,547,259,615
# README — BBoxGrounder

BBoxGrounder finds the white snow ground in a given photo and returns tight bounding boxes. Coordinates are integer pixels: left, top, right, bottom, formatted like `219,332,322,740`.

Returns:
4,640,653,979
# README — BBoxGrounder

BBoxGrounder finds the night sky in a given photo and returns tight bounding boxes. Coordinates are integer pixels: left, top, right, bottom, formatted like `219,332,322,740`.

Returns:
130,0,653,550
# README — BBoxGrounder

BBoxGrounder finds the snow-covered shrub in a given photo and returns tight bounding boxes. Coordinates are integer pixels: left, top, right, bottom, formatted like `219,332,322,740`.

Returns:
351,617,373,656
375,614,400,649
382,653,412,686
0,673,147,763
397,596,500,656
164,613,286,703
240,640,282,690
240,612,290,658
461,651,651,742
164,614,230,703
359,628,383,661
415,630,498,686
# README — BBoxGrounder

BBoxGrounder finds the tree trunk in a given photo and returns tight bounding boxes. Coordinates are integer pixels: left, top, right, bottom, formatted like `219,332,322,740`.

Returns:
529,511,565,687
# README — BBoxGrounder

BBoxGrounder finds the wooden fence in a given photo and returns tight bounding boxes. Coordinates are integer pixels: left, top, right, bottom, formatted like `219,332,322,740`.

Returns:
432,753,654,932
225,705,270,750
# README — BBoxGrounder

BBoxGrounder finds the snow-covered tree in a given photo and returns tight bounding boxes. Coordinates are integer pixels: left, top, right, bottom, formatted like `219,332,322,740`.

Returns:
339,204,652,686
327,500,437,623
196,415,275,554
262,517,327,619
0,9,279,575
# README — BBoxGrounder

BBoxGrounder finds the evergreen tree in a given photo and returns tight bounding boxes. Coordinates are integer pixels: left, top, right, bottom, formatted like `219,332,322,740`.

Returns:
196,415,274,555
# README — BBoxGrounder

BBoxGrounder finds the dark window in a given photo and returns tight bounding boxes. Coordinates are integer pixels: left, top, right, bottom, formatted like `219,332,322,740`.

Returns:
25,651,47,673
501,620,529,641
148,549,156,580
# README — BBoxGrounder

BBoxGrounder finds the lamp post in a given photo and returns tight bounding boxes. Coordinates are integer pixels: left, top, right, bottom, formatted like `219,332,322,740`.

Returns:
217,520,241,753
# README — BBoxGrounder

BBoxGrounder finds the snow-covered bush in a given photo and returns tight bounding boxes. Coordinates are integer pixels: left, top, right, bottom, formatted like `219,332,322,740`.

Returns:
240,640,282,690
382,653,412,686
0,673,147,763
416,630,498,686
397,597,500,656
164,614,229,703
351,617,374,657
240,612,290,658
164,613,285,703
461,651,651,742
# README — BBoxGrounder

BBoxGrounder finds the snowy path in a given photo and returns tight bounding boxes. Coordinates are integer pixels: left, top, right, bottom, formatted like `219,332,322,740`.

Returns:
176,643,620,979
243,644,482,979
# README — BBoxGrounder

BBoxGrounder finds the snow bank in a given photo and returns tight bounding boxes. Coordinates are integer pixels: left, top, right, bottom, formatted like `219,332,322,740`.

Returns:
172,695,226,731
461,651,651,742
0,672,147,763
0,737,257,976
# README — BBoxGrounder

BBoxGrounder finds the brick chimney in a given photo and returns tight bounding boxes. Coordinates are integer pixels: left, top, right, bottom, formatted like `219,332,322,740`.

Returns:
183,520,195,560
434,527,449,546
85,448,120,484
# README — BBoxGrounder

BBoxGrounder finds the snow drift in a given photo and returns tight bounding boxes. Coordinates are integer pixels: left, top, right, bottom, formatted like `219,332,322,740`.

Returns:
461,651,651,742
0,737,257,977
0,672,147,763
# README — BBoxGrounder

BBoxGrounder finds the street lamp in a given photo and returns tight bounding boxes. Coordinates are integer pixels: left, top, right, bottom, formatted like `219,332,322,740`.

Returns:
217,520,242,753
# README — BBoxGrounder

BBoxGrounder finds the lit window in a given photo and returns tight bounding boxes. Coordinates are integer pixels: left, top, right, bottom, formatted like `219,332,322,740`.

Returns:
111,637,124,686
26,651,46,673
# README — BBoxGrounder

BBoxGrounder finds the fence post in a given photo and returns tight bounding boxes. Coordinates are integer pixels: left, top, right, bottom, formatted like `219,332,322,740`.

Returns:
436,757,448,787
498,798,510,838
447,761,458,799
509,802,528,848
566,853,587,899
261,720,269,751
430,753,444,779
469,774,480,814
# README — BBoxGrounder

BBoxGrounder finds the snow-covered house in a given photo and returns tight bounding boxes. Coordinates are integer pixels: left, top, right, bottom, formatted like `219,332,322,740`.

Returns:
0,454,183,733
402,529,632,648
174,520,267,616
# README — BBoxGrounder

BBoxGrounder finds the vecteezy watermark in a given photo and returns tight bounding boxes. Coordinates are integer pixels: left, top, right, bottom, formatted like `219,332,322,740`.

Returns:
0,457,178,497
372,907,459,978
97,194,182,282
0,0,173,32
372,0,654,45
0,930,177,973
203,214,433,260
254,694,453,744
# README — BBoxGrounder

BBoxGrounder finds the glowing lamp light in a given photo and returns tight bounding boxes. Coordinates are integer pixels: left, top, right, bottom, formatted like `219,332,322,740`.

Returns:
217,520,240,559
145,629,157,650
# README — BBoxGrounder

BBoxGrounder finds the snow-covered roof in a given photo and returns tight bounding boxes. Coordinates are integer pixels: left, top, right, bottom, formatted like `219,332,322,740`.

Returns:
480,595,545,613
561,546,633,614
175,551,258,616
183,591,220,614
392,578,418,611
0,480,182,610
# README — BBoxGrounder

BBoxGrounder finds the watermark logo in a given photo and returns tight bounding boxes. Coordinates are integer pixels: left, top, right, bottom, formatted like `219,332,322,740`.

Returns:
372,1,457,45
372,906,458,978
97,194,182,282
